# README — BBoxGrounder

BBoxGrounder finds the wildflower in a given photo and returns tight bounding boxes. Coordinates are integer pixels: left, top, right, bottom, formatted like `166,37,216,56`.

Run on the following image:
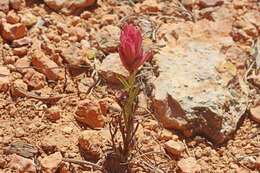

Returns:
118,24,151,72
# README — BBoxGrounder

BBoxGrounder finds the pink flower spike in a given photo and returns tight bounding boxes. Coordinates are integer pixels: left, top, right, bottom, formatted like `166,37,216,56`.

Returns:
118,24,151,73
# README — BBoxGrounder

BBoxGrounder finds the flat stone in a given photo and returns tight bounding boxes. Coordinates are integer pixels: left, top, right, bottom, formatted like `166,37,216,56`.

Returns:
11,79,28,97
199,0,224,8
78,129,110,161
14,56,31,74
250,105,260,123
12,37,31,47
8,154,36,173
78,77,94,93
60,45,90,69
21,13,37,27
44,0,96,15
23,69,46,89
182,0,195,6
31,49,64,80
99,53,129,84
75,99,105,128
0,0,9,13
164,140,185,156
1,22,27,40
12,46,28,55
10,0,24,10
6,10,20,24
256,156,260,170
45,106,61,121
152,20,247,144
40,152,62,173
178,157,201,173
4,141,38,158
0,66,10,77
96,25,120,52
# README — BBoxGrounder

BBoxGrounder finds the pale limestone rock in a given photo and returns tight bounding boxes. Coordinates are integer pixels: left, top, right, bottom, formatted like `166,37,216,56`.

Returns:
164,140,185,155
152,19,247,144
60,45,91,69
96,25,120,52
99,53,129,84
12,37,31,47
44,0,96,15
40,152,63,173
178,157,201,173
0,0,9,13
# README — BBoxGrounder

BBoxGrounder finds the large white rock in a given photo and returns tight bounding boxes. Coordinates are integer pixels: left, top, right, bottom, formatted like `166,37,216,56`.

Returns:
151,20,247,144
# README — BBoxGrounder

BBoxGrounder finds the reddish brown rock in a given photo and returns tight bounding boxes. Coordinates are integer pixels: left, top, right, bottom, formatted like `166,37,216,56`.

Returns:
250,105,260,123
158,129,178,141
12,46,28,55
6,10,20,24
164,140,185,155
1,22,27,40
178,157,201,173
40,152,62,173
102,14,119,25
3,55,16,65
23,69,46,89
139,0,161,13
75,99,105,128
8,154,36,173
31,50,64,80
0,66,10,92
10,0,25,10
80,10,91,19
78,129,110,161
0,0,9,13
256,156,260,170
11,79,28,96
0,158,6,168
99,53,129,84
199,0,223,8
45,106,61,121
14,56,31,74
0,77,9,92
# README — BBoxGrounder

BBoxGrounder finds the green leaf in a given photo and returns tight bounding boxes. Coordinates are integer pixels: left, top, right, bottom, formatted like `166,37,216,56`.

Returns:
118,76,130,92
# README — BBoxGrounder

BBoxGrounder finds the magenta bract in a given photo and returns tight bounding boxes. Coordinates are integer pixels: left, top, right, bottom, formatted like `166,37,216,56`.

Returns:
118,24,151,72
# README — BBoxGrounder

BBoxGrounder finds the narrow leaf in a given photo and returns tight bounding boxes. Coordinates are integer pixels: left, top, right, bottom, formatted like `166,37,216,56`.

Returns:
118,76,130,92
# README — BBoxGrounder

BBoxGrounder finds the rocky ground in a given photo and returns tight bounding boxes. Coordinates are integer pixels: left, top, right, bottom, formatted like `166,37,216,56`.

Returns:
0,0,259,172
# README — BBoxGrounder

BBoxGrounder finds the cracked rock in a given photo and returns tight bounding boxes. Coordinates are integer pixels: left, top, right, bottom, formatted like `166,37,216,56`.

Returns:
151,21,247,144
